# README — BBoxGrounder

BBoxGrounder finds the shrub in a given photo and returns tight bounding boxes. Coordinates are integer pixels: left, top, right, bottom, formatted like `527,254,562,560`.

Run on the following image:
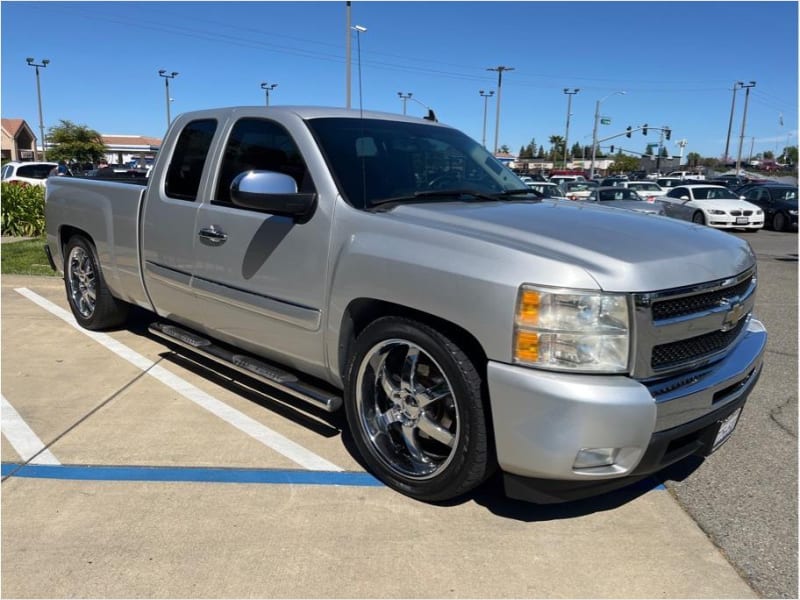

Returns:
1,182,46,237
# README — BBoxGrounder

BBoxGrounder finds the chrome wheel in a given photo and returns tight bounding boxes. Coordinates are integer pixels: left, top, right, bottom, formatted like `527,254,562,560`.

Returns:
67,245,96,319
355,338,460,480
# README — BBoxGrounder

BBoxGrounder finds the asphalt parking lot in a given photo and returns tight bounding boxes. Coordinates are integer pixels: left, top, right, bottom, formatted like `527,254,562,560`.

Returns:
1,229,796,598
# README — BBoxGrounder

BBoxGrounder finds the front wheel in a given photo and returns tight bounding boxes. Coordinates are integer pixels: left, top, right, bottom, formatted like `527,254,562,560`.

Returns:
64,236,129,330
773,211,787,232
692,211,706,225
344,317,494,502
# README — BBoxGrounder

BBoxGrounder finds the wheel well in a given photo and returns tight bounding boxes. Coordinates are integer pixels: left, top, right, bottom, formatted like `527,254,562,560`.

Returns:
59,225,93,254
339,299,488,383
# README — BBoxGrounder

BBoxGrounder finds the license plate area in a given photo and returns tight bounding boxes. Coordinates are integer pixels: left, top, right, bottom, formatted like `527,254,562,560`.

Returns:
712,407,742,452
735,217,749,225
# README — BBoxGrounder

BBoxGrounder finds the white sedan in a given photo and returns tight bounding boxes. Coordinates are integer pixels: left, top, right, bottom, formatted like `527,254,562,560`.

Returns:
1,161,58,187
662,184,764,230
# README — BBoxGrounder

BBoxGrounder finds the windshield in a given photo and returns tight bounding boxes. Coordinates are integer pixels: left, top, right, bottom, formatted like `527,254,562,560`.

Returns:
529,183,562,198
306,117,529,209
692,187,739,200
597,189,642,202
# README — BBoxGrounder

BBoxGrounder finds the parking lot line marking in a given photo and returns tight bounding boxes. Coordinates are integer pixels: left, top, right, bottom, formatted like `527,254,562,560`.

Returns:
0,463,382,487
1,395,60,465
14,288,343,472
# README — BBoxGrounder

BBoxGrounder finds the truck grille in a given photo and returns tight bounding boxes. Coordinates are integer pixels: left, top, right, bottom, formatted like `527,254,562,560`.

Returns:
633,267,756,379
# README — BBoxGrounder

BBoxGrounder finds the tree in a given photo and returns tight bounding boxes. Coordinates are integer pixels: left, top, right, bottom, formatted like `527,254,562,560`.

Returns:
548,134,565,161
47,120,106,163
571,142,582,158
608,154,639,173
782,146,798,164
686,152,701,167
498,144,510,154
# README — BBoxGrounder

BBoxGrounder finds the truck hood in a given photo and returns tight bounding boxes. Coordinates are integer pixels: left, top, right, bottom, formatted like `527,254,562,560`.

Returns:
382,199,756,292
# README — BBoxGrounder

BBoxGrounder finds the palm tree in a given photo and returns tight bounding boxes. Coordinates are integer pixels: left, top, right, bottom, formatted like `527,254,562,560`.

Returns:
549,135,565,162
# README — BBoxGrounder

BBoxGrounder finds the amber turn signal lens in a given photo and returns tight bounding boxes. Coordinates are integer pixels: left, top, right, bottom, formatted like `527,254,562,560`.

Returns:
515,330,539,363
518,289,540,325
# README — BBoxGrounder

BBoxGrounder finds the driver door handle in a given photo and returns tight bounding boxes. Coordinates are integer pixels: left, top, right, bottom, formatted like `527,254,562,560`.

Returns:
198,225,228,245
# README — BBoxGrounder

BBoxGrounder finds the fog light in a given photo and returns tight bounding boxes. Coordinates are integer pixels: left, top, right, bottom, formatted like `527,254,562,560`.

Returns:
573,447,619,469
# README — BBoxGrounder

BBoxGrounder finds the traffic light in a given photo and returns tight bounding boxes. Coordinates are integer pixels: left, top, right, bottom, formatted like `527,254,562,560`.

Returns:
642,124,648,136
626,126,632,138
610,145,614,153
664,128,671,140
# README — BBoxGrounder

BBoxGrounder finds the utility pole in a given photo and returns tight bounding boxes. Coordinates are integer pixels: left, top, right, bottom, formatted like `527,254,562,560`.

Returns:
260,82,278,107
655,126,667,175
562,88,579,168
158,70,179,129
345,1,352,109
398,92,412,115
724,81,743,164
487,65,514,155
26,57,49,160
479,90,494,149
735,81,756,174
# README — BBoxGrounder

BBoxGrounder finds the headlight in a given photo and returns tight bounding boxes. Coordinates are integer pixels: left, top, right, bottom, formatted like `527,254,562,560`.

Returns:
514,285,630,373
789,209,798,216
755,209,763,215
708,209,726,215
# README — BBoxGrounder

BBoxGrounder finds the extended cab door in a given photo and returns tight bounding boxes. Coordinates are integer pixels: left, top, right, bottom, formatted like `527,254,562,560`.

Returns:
190,114,332,375
141,118,220,324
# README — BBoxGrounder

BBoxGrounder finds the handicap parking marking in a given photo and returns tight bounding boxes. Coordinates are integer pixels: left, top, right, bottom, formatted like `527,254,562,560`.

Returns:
1,395,60,466
14,287,342,472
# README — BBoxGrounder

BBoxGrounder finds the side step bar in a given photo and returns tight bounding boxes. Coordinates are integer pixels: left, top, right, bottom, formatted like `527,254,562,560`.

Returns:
148,322,342,413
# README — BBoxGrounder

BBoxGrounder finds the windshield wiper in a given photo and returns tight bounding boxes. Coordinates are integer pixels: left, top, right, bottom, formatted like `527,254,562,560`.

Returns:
370,188,533,209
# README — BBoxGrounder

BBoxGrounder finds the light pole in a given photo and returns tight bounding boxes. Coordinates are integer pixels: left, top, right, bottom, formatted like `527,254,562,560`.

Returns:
735,81,756,174
724,81,744,165
398,92,412,115
590,90,625,179
158,70,179,129
487,65,514,155
479,89,494,149
345,1,352,109
261,82,278,107
562,88,579,168
26,57,49,161
352,25,366,114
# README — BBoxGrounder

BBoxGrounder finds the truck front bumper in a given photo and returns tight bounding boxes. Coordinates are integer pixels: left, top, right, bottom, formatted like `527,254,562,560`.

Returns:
486,318,767,503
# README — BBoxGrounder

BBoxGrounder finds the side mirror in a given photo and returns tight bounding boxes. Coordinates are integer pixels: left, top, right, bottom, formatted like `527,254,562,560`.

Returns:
680,196,690,201
739,195,746,200
231,171,316,223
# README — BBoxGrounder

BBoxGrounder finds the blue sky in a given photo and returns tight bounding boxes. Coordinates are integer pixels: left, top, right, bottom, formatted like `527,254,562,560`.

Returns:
2,1,797,160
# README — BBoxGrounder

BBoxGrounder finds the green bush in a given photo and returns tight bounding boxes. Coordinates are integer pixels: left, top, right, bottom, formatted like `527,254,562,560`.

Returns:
1,182,46,237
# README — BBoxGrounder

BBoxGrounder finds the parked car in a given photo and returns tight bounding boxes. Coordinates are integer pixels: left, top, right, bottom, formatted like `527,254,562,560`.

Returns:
667,170,705,181
0,161,58,187
549,174,585,186
600,177,628,187
560,180,598,200
582,187,667,215
662,184,764,230
527,181,566,199
620,181,667,202
709,174,750,189
738,183,798,231
656,177,684,190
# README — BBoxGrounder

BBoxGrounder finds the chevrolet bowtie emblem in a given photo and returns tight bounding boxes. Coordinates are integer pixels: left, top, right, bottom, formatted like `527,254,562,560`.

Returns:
721,300,746,332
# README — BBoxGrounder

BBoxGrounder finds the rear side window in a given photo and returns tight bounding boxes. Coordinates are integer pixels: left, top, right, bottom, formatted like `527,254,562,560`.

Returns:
214,118,314,205
17,164,54,179
165,119,217,201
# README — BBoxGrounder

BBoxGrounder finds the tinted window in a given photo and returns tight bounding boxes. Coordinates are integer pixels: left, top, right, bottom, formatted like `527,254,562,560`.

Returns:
1,165,13,179
17,164,54,179
165,119,217,201
598,189,639,201
770,187,798,202
666,187,688,198
692,187,737,200
215,118,314,205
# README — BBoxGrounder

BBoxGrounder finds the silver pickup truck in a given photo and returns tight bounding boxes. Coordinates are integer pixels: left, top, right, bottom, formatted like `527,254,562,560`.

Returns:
45,106,767,504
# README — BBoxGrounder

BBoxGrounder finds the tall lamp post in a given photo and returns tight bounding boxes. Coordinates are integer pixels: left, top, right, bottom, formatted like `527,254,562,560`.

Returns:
479,89,494,149
735,81,756,174
261,82,278,107
351,25,367,114
487,65,514,155
590,90,625,179
398,92,412,115
158,70,179,129
724,81,744,165
562,88,579,168
26,57,49,161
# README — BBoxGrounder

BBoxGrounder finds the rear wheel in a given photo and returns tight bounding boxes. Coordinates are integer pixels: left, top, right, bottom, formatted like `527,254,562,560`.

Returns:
773,211,787,232
344,317,494,502
64,236,129,330
692,211,705,225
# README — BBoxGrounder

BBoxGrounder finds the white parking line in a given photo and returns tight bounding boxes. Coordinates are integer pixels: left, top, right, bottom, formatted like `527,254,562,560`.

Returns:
1,395,61,465
14,288,342,472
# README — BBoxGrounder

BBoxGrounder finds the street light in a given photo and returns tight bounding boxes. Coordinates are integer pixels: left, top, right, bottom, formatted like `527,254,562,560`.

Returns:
479,90,494,149
26,57,49,161
261,82,278,107
735,82,756,175
562,88,579,168
723,81,744,165
158,70,179,129
487,65,514,155
590,90,626,178
351,25,367,114
398,92,412,115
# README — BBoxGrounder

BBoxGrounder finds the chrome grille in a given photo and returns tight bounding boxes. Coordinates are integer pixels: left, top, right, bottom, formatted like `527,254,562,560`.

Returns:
652,275,754,321
652,318,748,369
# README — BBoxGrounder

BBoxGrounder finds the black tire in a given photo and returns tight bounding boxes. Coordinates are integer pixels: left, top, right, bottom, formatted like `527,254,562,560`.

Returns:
344,317,495,502
692,211,705,225
773,211,787,232
64,235,129,330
